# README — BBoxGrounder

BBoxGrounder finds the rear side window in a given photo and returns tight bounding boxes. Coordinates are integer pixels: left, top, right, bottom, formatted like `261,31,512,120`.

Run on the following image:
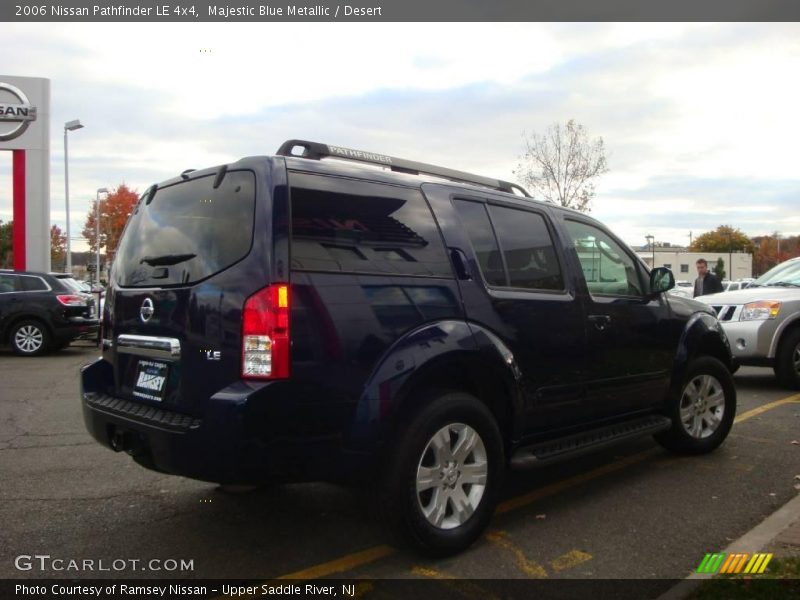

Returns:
452,201,505,286
454,199,563,291
20,276,48,291
289,172,451,277
113,170,256,287
0,274,20,293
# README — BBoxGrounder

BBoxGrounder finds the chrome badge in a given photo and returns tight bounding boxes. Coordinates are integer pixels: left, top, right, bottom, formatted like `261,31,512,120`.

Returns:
140,298,155,323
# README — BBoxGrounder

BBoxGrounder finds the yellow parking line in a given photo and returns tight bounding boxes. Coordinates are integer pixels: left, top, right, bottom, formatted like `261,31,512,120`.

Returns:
269,392,800,580
485,530,548,578
496,448,660,514
734,393,800,424
550,549,593,572
275,545,394,580
411,566,499,600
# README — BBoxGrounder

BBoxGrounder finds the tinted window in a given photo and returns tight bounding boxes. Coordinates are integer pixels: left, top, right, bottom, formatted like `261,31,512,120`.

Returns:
0,274,20,293
113,170,255,287
565,220,644,297
289,172,450,277
453,200,505,286
20,276,48,291
488,205,563,291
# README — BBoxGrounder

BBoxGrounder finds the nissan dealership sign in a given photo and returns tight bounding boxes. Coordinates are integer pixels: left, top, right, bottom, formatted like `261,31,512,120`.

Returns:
0,82,38,141
0,75,50,272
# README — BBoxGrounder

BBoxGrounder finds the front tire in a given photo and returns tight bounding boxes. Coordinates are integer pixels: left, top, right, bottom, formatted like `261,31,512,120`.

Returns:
10,320,51,356
775,328,800,390
655,356,736,455
379,391,504,557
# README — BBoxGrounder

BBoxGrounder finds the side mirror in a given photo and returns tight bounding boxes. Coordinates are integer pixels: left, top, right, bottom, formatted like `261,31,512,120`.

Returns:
650,267,675,295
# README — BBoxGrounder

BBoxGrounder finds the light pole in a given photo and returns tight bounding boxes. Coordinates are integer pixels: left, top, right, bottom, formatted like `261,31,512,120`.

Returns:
645,235,655,268
95,187,108,286
63,120,84,274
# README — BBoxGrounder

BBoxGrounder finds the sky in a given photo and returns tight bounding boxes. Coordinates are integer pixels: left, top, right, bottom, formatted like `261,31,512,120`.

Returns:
1,22,799,252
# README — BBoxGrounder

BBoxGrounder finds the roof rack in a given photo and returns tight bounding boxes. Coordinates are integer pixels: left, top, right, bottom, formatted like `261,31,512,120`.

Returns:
276,139,530,198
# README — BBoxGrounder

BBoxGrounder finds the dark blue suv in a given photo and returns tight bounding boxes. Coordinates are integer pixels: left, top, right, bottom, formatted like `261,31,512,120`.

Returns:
81,140,736,556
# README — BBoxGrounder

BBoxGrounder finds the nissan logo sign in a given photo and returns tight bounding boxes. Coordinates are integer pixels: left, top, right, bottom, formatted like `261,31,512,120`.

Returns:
140,298,155,323
0,82,37,142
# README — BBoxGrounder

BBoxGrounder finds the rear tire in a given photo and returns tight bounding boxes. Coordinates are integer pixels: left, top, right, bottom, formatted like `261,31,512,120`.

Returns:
655,356,736,455
10,320,51,356
377,391,504,557
774,328,800,390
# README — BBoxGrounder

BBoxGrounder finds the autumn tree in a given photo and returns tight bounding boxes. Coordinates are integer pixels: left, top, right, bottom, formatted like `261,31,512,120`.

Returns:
0,220,12,268
50,224,67,271
82,184,139,266
689,225,754,255
752,234,800,276
514,119,609,212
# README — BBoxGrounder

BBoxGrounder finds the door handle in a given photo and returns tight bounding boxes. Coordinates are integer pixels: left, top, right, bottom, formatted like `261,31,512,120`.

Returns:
588,315,612,331
449,247,472,281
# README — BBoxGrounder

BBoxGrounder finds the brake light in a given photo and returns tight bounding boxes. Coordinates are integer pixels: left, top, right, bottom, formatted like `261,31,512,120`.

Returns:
56,294,87,307
242,284,290,379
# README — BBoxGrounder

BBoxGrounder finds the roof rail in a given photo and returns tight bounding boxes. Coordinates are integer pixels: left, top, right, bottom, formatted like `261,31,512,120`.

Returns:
276,139,530,198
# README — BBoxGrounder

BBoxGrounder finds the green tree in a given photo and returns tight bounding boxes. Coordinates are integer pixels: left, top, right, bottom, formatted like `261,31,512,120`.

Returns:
0,220,12,268
50,224,67,271
514,119,609,212
713,257,726,281
690,225,753,254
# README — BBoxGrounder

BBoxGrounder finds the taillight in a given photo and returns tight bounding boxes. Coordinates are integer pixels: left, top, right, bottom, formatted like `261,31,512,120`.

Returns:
56,294,87,307
242,284,290,379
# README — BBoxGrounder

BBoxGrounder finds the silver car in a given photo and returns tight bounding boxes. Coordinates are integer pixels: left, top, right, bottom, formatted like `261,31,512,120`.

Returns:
696,257,800,389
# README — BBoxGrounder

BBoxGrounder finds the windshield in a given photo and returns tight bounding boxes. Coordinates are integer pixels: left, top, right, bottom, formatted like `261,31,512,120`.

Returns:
112,170,256,287
752,259,800,287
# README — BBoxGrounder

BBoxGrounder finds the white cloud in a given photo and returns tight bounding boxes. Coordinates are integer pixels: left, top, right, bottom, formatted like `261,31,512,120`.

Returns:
1,22,799,254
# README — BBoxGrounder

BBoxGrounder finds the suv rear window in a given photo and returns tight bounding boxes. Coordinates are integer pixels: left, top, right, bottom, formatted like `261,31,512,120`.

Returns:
113,171,256,287
289,172,451,277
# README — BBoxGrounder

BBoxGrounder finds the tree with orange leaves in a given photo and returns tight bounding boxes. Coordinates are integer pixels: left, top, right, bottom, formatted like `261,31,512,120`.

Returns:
82,184,139,266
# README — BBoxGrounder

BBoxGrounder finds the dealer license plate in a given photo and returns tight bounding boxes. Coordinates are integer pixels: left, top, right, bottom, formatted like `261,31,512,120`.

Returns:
133,360,169,402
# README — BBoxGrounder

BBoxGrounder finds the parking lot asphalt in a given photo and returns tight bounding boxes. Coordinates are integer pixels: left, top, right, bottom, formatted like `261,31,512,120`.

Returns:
1,344,798,585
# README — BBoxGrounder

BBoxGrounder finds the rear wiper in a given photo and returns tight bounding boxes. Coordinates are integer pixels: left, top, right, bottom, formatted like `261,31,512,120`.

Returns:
140,253,196,266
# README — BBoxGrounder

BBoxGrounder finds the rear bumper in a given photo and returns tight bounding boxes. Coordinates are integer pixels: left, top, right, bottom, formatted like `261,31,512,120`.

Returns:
80,359,368,484
55,317,100,342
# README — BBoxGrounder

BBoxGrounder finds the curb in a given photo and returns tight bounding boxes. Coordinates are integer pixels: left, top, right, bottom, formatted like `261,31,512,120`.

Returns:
657,492,800,600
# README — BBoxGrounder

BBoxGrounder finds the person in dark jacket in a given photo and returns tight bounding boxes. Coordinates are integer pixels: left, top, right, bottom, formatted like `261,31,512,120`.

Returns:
693,258,724,297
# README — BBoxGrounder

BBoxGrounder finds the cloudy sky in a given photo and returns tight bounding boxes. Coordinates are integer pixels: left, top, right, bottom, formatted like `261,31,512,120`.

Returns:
1,22,799,251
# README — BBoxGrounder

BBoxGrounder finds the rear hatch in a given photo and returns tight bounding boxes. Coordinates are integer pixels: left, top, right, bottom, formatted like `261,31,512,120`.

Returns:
104,166,263,416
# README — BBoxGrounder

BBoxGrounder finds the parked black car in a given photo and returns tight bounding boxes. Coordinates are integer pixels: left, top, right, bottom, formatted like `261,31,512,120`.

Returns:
0,270,99,355
81,140,736,556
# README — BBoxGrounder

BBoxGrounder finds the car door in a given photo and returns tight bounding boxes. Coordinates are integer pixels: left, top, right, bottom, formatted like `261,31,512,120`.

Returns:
422,185,591,435
560,217,673,419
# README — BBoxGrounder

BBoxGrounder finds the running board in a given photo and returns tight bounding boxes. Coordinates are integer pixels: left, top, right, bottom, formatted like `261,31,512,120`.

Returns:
510,415,672,470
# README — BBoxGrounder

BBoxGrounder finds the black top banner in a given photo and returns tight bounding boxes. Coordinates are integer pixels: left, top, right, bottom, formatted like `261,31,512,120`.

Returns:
3,0,800,22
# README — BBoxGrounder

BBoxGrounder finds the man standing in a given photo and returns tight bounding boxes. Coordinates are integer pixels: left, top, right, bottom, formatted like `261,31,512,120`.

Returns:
694,258,724,297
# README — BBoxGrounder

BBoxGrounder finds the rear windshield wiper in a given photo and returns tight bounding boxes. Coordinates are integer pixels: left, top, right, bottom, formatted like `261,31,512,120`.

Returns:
140,253,197,266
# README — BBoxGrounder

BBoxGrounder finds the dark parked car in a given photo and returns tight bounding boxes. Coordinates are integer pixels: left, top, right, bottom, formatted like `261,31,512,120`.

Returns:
0,270,98,355
81,140,736,556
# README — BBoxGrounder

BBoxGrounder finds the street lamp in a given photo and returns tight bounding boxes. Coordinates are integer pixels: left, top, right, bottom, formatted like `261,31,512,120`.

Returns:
645,235,655,268
63,119,84,274
95,187,109,284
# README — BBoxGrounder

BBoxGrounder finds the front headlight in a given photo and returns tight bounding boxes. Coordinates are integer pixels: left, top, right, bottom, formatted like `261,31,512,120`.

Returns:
740,300,781,321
